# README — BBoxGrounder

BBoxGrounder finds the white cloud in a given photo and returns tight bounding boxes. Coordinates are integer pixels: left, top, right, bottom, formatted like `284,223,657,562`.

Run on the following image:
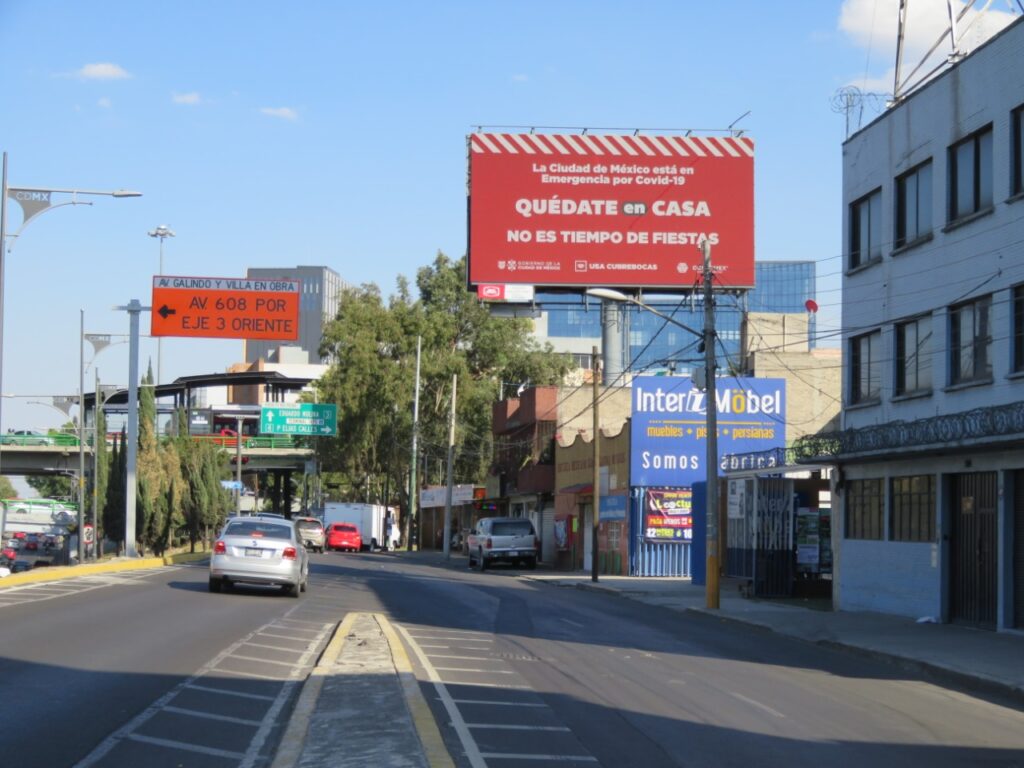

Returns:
838,0,1018,93
260,106,298,121
511,74,529,83
172,91,202,105
75,62,131,80
97,97,112,108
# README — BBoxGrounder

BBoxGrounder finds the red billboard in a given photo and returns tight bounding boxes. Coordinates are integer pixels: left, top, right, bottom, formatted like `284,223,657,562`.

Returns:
467,132,754,290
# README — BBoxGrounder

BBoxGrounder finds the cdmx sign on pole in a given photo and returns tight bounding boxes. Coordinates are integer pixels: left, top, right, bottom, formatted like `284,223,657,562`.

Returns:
467,132,754,291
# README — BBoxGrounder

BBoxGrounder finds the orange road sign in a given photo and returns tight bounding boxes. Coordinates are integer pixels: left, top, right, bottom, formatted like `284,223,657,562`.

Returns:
151,275,300,340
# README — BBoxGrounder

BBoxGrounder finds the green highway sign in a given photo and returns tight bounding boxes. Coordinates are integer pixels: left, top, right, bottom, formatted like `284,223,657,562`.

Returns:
260,403,338,436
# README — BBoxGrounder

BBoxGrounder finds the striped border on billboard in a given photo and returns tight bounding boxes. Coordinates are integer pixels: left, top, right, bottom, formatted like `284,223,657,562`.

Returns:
469,133,754,159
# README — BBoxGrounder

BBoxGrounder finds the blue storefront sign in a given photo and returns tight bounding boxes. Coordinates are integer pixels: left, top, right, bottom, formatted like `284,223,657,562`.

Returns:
630,376,786,487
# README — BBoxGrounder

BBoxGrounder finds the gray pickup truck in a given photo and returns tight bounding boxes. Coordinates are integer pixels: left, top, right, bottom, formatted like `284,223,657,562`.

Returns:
467,516,538,571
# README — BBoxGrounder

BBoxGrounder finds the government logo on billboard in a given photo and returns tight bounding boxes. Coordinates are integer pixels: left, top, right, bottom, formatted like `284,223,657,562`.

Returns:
467,132,754,291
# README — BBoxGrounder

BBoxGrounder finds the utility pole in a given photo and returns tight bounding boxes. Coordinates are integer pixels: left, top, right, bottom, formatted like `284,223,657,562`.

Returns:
77,309,86,564
592,346,601,582
443,373,457,558
406,336,421,550
702,238,720,609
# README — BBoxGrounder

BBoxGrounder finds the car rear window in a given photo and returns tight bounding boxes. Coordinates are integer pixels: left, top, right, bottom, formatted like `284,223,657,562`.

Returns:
491,521,534,536
225,521,292,539
332,524,357,532
296,520,323,532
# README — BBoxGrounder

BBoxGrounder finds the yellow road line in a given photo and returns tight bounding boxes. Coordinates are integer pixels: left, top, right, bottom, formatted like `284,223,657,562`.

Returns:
270,611,360,768
376,613,456,768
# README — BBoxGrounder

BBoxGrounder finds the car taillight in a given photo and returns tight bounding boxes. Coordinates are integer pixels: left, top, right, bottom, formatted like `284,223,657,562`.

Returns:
485,537,492,549
214,541,226,554
283,546,297,560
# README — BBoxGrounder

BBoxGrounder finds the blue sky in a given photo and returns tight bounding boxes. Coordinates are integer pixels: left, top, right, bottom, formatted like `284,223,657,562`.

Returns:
1,0,1018,436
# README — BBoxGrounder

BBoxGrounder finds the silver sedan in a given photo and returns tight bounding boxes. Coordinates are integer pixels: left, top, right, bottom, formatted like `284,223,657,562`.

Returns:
209,516,309,597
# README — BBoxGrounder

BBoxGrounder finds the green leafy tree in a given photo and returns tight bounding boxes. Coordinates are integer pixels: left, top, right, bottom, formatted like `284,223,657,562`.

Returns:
103,428,126,546
317,253,571,537
0,476,17,499
91,400,110,544
26,474,73,500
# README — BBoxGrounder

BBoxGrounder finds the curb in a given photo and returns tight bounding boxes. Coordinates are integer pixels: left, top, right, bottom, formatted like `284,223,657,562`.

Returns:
270,613,454,768
0,550,209,589
270,612,360,768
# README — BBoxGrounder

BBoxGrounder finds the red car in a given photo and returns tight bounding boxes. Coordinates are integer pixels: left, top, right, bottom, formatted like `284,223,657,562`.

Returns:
326,523,362,553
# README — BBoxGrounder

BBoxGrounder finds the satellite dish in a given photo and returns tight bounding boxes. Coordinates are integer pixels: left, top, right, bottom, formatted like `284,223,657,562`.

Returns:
805,299,819,313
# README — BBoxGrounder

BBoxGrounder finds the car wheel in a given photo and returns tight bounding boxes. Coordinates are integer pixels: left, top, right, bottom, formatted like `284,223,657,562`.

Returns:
208,577,222,593
526,557,537,571
300,575,308,593
478,550,487,571
468,552,475,568
286,582,301,598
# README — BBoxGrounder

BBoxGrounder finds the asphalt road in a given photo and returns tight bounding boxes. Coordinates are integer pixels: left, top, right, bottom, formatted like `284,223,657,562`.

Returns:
1,553,1023,768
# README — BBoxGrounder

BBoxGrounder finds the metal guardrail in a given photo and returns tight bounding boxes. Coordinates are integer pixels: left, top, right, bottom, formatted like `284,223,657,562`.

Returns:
190,435,301,450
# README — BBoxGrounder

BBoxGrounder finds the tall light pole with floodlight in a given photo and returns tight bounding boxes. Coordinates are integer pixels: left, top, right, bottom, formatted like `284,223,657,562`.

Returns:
147,225,174,386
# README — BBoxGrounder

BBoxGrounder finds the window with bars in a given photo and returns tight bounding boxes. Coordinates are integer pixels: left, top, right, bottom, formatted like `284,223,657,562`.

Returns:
895,161,933,248
850,330,881,404
949,296,992,385
890,475,936,542
850,188,882,269
895,315,932,396
845,478,884,540
949,126,993,221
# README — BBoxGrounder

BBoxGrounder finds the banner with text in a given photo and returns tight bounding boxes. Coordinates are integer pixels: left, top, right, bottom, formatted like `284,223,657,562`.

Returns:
645,488,693,542
467,132,754,290
630,376,786,487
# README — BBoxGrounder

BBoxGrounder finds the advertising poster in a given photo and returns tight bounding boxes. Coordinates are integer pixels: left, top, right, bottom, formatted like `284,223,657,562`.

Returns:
796,507,820,572
468,132,754,289
644,488,694,542
630,376,787,487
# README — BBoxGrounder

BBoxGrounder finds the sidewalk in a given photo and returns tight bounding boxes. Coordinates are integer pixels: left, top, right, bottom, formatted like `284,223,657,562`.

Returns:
515,569,1024,705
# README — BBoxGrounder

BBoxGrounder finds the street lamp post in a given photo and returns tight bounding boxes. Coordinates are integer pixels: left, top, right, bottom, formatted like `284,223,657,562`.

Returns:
147,225,174,386
0,153,141,552
586,241,721,608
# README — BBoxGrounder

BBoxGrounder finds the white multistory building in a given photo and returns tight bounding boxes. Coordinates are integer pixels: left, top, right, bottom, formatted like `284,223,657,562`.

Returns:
837,16,1024,629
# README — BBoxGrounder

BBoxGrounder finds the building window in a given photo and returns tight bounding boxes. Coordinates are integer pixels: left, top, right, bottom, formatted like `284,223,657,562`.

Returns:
1014,285,1024,373
949,296,992,385
890,475,936,542
949,126,993,221
895,161,932,247
845,478,883,540
1014,105,1024,197
850,330,881,404
895,315,932,395
850,189,882,269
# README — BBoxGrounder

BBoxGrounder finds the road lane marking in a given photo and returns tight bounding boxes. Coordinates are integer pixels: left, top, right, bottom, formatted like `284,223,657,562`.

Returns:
396,623,488,768
74,615,329,768
124,734,245,760
479,753,597,762
728,691,786,719
435,667,516,674
162,705,262,726
467,724,571,731
259,631,309,641
228,654,309,668
429,654,492,660
451,699,547,707
242,641,307,653
560,618,584,628
184,683,276,701
215,668,290,681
